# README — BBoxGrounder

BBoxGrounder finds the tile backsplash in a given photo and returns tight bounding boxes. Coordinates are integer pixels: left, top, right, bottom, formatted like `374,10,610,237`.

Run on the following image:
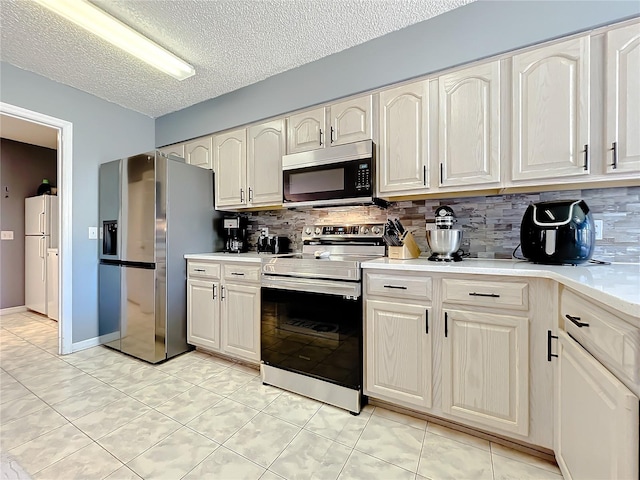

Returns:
244,186,640,263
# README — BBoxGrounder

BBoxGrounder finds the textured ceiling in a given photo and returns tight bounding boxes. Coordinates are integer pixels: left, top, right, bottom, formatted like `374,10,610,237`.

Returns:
0,0,473,118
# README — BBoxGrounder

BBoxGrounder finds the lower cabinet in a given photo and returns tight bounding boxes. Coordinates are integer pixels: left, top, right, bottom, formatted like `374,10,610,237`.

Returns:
365,299,432,409
187,260,260,363
555,331,639,480
442,309,529,436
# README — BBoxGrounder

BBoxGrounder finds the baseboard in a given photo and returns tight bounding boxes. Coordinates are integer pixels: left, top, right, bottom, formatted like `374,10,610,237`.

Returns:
71,336,101,352
0,306,27,315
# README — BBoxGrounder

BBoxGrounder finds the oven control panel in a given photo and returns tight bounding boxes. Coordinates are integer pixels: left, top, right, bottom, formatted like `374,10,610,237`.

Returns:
302,224,385,239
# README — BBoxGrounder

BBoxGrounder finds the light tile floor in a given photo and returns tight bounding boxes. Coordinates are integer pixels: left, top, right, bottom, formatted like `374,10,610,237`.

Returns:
0,311,563,480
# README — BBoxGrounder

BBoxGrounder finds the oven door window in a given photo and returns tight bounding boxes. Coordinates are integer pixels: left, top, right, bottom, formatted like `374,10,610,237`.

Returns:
261,287,362,390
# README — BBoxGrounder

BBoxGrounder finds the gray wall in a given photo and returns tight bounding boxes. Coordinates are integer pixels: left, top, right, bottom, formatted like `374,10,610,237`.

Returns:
0,62,155,343
0,139,58,308
156,0,640,145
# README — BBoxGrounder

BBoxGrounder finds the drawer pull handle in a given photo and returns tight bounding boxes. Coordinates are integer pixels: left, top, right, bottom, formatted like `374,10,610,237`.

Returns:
212,284,217,300
231,272,245,276
565,314,589,328
469,292,500,298
194,268,206,272
547,330,558,362
384,285,407,290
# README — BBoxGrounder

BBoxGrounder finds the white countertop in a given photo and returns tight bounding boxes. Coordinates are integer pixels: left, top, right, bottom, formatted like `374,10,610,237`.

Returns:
362,258,640,319
184,252,276,263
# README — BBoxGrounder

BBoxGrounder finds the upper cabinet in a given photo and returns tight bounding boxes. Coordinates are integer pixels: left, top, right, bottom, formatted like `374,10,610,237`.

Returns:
185,136,214,169
287,107,326,154
438,61,501,188
158,143,185,159
605,21,640,174
215,120,285,210
329,96,373,146
378,80,429,196
511,36,590,181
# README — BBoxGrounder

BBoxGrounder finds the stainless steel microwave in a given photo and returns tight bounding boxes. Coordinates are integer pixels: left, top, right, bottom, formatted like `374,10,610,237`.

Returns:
282,140,375,208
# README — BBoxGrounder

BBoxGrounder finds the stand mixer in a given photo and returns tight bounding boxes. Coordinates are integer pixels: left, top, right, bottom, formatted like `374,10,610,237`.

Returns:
426,206,463,262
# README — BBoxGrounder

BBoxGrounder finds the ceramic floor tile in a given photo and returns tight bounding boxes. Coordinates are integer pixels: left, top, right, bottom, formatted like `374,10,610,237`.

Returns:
62,346,114,365
105,366,173,394
155,353,204,375
223,412,300,468
355,415,424,473
270,429,351,480
0,451,32,479
155,386,224,424
187,398,259,444
171,360,227,384
33,441,123,480
128,377,193,407
417,432,493,480
8,423,92,476
304,404,371,448
97,410,181,463
183,446,265,480
228,378,283,410
0,393,48,424
88,360,149,383
372,407,427,430
72,396,152,440
260,471,286,480
199,368,256,396
0,379,32,405
7,358,77,383
426,422,491,451
262,390,322,427
0,405,68,450
491,443,561,475
32,373,104,404
337,449,414,480
127,426,218,480
492,453,563,480
104,466,143,480
50,383,127,420
229,362,261,376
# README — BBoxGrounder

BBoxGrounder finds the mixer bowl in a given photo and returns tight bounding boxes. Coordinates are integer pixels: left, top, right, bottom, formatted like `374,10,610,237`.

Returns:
426,229,463,257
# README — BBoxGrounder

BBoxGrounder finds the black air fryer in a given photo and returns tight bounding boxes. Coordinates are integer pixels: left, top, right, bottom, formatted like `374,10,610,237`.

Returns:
520,200,595,265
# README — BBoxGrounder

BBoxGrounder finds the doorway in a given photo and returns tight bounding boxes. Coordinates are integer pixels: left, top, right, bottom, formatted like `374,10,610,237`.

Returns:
0,102,73,354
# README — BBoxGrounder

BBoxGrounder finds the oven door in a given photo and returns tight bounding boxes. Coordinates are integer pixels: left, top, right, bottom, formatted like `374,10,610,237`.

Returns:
261,275,362,390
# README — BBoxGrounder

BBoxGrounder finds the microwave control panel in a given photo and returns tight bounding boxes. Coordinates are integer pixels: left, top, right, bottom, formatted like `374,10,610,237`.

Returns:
355,162,371,190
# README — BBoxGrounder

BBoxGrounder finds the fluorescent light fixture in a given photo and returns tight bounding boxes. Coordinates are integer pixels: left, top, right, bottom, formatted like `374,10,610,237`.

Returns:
33,0,195,80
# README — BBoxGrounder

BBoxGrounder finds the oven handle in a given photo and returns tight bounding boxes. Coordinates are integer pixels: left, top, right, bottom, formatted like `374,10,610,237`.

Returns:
261,274,361,298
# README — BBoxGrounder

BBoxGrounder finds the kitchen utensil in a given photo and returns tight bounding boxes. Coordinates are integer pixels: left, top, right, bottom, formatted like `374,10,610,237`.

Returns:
393,218,406,235
427,205,464,261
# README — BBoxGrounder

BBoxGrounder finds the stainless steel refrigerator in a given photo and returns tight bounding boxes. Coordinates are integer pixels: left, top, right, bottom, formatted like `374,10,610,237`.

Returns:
98,151,223,363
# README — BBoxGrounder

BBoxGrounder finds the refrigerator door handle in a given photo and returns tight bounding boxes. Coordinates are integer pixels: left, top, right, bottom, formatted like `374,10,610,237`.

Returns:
41,237,46,281
39,211,45,234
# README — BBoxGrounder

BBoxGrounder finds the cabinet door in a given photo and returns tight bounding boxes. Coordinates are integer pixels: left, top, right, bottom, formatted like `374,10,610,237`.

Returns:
512,36,590,181
379,81,429,195
247,119,285,207
185,137,213,169
555,331,639,480
287,107,326,154
221,282,260,362
330,95,372,146
187,279,220,351
606,21,640,174
365,300,432,409
442,309,529,436
158,143,185,160
439,61,500,187
214,129,247,208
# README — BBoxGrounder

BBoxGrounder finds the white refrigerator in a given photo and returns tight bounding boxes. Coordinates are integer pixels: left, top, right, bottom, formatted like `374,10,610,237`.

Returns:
25,195,58,315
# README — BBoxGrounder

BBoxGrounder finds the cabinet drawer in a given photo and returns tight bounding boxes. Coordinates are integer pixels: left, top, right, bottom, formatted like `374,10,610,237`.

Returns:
442,278,528,310
188,262,220,279
223,263,261,283
366,273,432,301
561,288,640,388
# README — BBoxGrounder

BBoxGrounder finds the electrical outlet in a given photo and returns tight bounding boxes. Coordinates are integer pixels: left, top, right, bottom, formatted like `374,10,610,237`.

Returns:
594,220,603,240
88,227,98,239
1,230,14,240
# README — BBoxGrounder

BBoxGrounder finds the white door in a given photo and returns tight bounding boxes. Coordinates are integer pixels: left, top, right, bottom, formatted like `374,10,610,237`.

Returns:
185,137,213,169
287,107,326,154
555,331,639,480
247,119,285,207
329,96,373,146
25,235,47,315
441,309,529,436
512,36,590,181
606,21,640,174
47,250,59,321
187,279,220,351
214,129,247,208
438,61,501,187
378,81,429,195
221,282,260,362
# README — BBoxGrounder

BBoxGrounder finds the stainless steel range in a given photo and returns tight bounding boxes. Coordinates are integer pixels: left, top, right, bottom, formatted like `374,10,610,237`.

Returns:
260,224,385,414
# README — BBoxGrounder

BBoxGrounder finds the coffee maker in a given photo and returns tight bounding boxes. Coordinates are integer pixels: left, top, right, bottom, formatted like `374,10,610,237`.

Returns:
222,216,248,253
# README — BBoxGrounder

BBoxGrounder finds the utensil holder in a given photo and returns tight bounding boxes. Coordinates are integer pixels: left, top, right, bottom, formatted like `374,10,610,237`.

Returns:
388,232,421,259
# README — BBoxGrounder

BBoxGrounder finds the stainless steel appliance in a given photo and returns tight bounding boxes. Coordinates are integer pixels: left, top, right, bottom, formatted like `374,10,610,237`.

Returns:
261,224,385,414
99,151,223,363
222,216,248,253
426,206,463,262
282,140,378,208
520,199,595,265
